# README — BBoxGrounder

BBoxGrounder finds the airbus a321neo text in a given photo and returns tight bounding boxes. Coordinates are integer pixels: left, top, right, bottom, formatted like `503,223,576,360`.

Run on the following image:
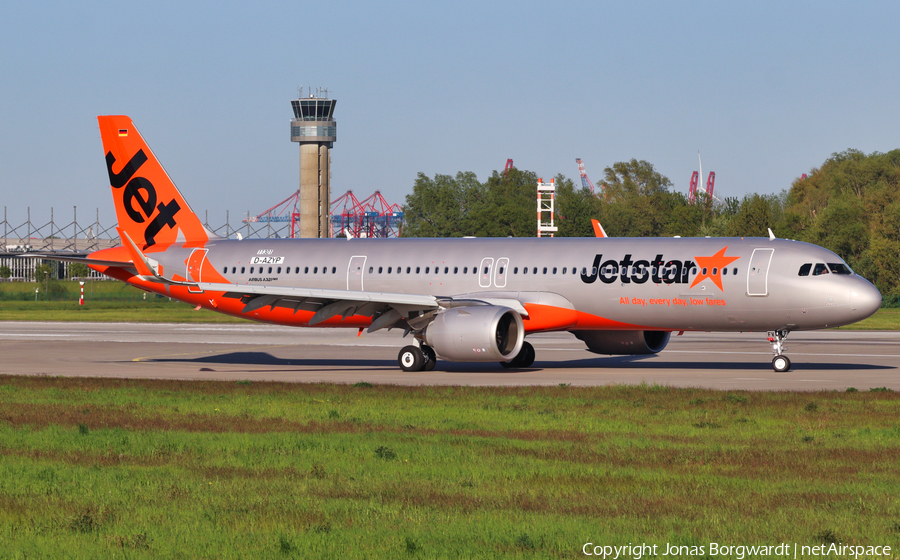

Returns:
33,116,883,373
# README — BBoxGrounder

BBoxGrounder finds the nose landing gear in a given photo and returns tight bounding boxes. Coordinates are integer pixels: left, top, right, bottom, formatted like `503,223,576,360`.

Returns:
767,330,791,372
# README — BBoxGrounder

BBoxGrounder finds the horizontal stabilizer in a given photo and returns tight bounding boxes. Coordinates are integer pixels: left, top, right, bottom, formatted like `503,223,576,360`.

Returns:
22,253,136,270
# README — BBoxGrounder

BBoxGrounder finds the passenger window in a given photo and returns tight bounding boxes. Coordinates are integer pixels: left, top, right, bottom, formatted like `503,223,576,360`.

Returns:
562,267,567,274
553,267,557,274
813,263,829,276
499,266,504,274
378,267,383,273
533,267,538,274
304,267,309,274
444,267,449,274
387,267,392,274
313,267,318,273
406,267,411,273
368,267,373,273
425,267,429,274
240,267,245,274
416,267,420,274
463,267,468,274
250,267,255,274
733,268,737,275
514,267,518,274
798,263,811,276
523,268,528,275
712,268,717,276
332,267,336,274
454,267,458,274
722,268,727,276
277,267,282,274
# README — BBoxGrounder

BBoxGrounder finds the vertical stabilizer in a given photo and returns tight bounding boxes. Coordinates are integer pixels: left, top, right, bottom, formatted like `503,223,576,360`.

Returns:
98,115,210,251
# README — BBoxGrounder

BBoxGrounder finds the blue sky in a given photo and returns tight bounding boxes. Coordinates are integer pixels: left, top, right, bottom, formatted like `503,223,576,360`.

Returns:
2,0,898,229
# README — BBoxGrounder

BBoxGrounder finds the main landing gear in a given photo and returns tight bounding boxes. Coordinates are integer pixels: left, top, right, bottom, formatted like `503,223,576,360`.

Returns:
398,344,437,372
397,342,537,371
501,341,535,369
768,330,791,372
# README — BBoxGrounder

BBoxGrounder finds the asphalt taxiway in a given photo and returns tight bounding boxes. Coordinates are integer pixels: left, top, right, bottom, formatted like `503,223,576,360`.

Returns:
1,322,897,390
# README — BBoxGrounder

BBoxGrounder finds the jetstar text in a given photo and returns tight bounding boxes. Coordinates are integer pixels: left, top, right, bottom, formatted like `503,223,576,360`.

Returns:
581,254,696,285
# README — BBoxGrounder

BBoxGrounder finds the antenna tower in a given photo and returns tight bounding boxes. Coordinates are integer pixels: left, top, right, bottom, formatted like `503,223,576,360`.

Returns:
537,178,557,238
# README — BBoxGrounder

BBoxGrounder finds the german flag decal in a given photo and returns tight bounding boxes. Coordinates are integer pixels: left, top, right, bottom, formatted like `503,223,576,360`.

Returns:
118,129,128,137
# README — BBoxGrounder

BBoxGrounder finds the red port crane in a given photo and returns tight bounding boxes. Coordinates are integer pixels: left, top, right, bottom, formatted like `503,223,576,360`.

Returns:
330,190,404,238
575,158,597,195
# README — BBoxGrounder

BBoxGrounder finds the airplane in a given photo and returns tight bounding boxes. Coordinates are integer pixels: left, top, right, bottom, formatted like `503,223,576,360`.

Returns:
30,115,883,373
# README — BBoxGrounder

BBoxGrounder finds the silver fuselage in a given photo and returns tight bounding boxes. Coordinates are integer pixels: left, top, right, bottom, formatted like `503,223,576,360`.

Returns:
155,236,882,332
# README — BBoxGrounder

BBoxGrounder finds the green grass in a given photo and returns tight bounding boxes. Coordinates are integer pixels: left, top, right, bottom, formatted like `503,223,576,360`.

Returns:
0,280,246,322
835,308,900,330
0,376,898,558
0,300,246,323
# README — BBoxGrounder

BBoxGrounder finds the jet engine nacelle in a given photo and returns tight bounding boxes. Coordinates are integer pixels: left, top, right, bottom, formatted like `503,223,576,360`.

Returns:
572,330,671,355
424,306,524,362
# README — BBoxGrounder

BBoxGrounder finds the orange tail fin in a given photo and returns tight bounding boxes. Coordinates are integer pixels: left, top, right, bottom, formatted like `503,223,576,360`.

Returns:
98,115,211,251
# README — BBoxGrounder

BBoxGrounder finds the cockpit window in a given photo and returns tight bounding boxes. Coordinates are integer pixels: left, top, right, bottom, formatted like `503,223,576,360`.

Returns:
828,263,852,275
798,263,811,276
812,263,829,276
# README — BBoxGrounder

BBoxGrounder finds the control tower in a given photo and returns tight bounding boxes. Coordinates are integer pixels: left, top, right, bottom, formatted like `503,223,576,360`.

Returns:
290,88,336,238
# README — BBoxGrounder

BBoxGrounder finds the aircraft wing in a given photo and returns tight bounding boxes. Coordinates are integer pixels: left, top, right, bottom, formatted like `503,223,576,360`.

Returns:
195,281,528,330
122,231,527,331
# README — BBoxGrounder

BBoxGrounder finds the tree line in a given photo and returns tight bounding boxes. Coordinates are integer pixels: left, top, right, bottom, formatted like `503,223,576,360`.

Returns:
402,151,900,299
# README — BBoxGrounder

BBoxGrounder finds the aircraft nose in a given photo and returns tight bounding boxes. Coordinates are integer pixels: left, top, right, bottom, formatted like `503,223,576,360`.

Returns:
850,278,882,319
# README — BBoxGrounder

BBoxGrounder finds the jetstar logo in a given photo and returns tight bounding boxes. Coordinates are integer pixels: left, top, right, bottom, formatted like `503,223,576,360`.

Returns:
690,247,740,291
105,150,181,248
581,247,740,289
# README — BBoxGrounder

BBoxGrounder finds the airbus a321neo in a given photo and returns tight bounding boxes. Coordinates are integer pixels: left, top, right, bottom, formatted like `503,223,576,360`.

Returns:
34,116,883,373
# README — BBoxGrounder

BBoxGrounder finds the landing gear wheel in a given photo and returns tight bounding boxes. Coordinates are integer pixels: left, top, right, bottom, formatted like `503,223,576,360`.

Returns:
501,341,535,368
422,345,437,371
772,355,791,372
398,345,425,372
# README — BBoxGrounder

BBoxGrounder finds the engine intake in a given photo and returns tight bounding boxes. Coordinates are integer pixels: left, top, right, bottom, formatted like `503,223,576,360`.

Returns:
572,330,671,355
424,306,524,362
